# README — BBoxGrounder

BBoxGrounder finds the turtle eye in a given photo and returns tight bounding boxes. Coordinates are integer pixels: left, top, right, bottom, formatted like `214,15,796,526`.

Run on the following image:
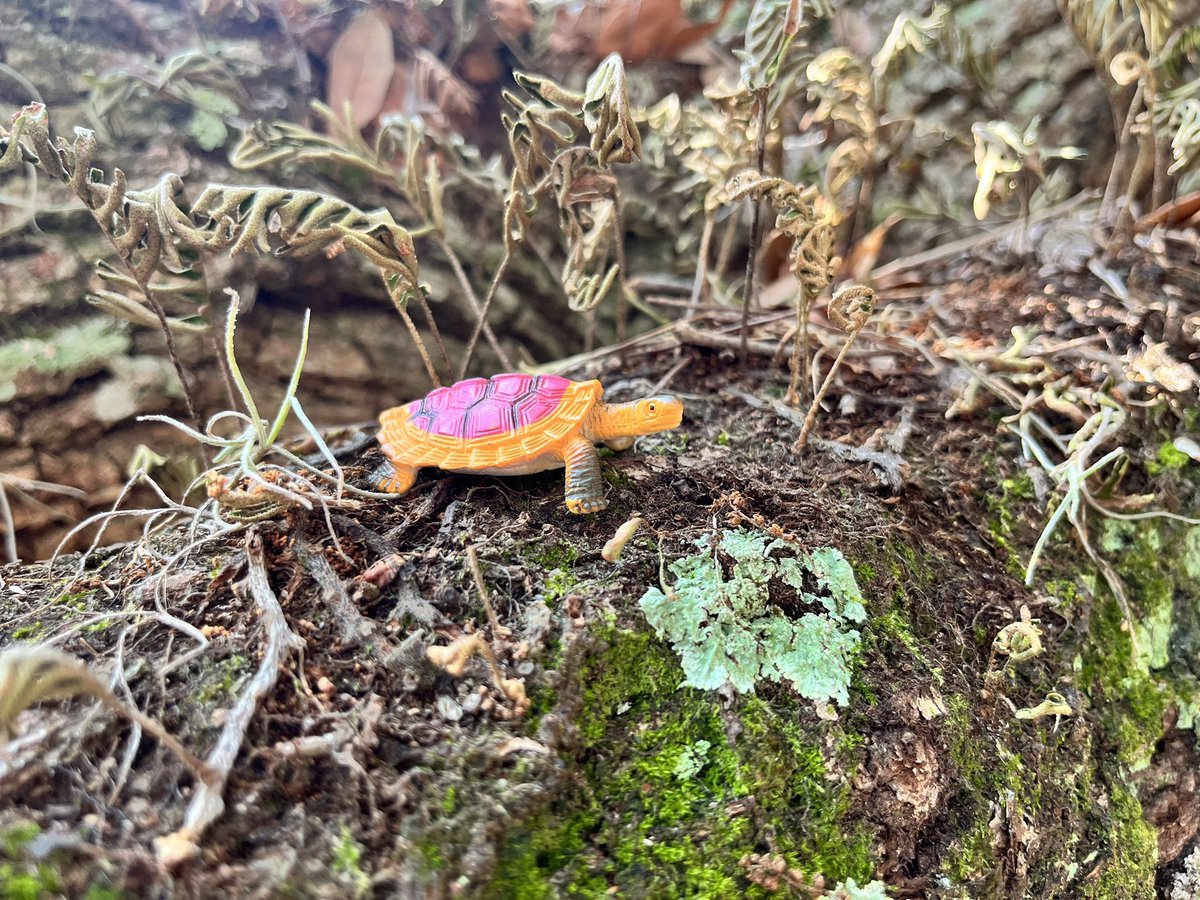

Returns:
648,402,657,412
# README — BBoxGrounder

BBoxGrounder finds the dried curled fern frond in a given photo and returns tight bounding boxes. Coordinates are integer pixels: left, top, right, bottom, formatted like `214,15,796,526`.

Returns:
736,0,806,93
726,172,840,406
232,99,495,231
499,53,642,320
1057,0,1167,66
970,118,1086,220
1159,85,1200,175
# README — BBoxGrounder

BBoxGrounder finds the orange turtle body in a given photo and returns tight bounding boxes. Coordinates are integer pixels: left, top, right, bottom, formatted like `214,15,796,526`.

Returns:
372,373,683,513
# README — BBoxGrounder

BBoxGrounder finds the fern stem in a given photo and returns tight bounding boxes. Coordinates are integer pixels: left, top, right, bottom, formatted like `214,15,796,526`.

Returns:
436,235,512,371
459,252,513,381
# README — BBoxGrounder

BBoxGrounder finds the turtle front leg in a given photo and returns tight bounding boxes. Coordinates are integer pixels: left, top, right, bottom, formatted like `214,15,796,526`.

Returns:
562,436,607,514
370,460,419,495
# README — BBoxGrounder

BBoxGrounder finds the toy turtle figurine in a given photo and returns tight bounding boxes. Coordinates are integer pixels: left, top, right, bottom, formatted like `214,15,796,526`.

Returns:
372,373,683,513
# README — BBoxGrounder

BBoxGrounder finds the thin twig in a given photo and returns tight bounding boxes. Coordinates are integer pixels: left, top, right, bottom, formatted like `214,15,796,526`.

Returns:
392,298,443,387
467,546,504,639
412,291,453,381
687,213,716,319
0,483,17,564
739,88,770,364
611,186,630,342
1101,83,1143,224
794,287,876,453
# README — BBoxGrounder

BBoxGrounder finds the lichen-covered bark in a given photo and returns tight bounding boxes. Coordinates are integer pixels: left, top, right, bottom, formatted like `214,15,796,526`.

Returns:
2,364,1197,897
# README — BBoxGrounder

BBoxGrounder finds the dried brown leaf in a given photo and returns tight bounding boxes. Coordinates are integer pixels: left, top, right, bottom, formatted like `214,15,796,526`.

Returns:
1136,190,1200,230
556,0,733,66
327,8,396,130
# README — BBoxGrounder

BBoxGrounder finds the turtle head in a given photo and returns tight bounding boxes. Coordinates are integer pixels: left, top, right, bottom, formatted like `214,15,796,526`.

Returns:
598,395,683,439
588,394,684,442
632,395,684,433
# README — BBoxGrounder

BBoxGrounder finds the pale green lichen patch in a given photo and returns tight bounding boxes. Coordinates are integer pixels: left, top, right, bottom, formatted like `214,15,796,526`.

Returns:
639,529,865,704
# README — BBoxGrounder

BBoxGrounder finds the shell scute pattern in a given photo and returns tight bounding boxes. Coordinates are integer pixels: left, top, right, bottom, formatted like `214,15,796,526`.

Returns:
465,398,513,439
409,374,572,441
488,373,536,402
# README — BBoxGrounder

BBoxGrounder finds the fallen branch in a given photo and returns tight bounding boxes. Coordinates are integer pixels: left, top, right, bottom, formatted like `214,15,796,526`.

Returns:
155,527,304,868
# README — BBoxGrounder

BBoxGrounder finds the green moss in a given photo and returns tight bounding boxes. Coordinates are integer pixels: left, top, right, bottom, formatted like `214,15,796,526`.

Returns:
420,841,445,873
194,654,249,705
577,628,679,747
441,785,458,815
938,698,1046,891
526,541,579,571
1042,577,1084,615
984,473,1037,576
526,541,581,604
490,627,874,895
872,609,943,684
600,463,634,489
941,819,993,884
944,694,987,793
0,823,62,900
52,590,94,611
11,624,44,642
0,319,130,403
541,569,578,605
1,823,40,858
1077,519,1189,770
331,824,369,896
1082,780,1157,900
1148,440,1190,474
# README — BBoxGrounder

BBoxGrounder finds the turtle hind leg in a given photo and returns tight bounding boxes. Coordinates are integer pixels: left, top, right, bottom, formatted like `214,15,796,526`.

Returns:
562,437,607,514
370,460,418,495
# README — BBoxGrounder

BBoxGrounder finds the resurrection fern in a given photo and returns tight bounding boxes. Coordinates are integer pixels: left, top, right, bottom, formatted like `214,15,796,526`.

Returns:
1161,90,1200,175
735,0,806,93
231,100,502,232
233,100,503,374
1057,0,1198,215
1057,0,1172,65
639,529,866,704
970,118,1085,221
0,102,436,388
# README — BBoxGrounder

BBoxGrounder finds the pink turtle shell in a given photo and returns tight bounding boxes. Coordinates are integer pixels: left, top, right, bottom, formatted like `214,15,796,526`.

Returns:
405,373,578,440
